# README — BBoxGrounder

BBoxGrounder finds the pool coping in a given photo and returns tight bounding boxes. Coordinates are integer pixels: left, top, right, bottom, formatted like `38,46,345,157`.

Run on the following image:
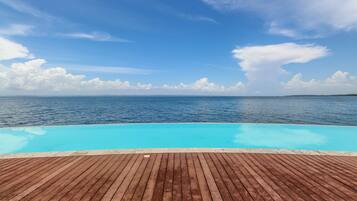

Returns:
1,148,356,159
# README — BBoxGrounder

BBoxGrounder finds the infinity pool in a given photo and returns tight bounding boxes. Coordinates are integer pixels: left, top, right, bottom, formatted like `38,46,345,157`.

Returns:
0,123,356,154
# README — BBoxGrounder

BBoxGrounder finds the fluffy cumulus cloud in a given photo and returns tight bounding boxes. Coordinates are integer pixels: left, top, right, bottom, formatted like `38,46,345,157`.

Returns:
0,37,243,95
1,36,356,95
0,59,152,95
232,43,328,94
202,0,357,38
0,60,245,95
283,71,357,95
0,36,33,60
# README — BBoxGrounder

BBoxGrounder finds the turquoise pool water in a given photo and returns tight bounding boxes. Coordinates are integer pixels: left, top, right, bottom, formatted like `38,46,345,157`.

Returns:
0,123,356,154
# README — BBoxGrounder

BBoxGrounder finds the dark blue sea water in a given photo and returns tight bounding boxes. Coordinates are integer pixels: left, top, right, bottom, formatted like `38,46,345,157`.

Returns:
0,96,357,127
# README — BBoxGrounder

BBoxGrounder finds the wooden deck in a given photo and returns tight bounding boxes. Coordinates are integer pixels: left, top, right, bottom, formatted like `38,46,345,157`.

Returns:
0,152,356,201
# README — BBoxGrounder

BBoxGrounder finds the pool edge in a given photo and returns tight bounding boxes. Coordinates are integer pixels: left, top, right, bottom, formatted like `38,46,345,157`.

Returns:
1,148,356,159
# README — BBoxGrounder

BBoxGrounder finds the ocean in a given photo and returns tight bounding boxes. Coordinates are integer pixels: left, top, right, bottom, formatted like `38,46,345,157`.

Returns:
0,96,357,127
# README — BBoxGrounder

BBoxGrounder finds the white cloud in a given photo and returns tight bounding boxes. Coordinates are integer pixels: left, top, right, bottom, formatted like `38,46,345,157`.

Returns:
59,32,132,42
2,36,355,95
0,60,246,95
0,59,152,95
0,37,245,95
232,43,328,93
0,36,33,60
283,71,357,95
202,0,357,37
0,24,33,36
162,77,245,93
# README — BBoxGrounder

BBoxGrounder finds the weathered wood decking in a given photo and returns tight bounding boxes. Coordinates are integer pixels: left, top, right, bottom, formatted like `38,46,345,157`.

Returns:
0,152,356,201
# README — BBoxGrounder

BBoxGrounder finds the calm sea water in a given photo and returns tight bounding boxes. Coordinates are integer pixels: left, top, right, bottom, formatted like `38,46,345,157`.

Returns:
0,96,357,127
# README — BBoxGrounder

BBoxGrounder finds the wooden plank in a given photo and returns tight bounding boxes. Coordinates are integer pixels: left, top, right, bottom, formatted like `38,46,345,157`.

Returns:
215,153,254,201
142,154,163,201
0,157,65,199
221,153,263,201
0,158,33,175
239,154,288,201
0,158,59,192
279,154,357,200
80,155,125,201
37,156,106,201
203,153,233,201
172,153,182,201
21,156,98,201
151,153,168,201
35,155,106,201
2,157,75,200
101,154,140,201
0,157,50,184
262,153,333,201
262,154,339,201
163,153,174,201
276,154,354,200
298,154,357,188
109,154,145,200
229,154,273,201
328,155,357,169
9,157,82,201
181,153,193,201
197,153,222,201
132,154,158,201
187,153,203,201
0,152,356,201
236,154,282,201
61,155,116,201
208,153,244,201
308,155,357,174
0,158,32,169
121,154,151,201
0,158,18,168
192,153,213,201
247,154,305,201
90,154,132,201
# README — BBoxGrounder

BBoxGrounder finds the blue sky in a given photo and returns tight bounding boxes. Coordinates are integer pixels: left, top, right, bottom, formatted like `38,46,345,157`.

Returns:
0,0,357,95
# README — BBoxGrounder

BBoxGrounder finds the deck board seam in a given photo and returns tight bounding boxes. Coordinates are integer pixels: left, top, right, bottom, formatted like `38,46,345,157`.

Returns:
280,154,357,200
38,156,100,201
229,154,273,201
265,154,341,201
86,155,129,201
8,156,83,201
248,154,305,201
73,155,119,201
101,154,140,201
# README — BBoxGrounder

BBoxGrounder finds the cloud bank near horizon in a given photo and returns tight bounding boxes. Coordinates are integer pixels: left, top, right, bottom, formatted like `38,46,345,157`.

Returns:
1,36,357,95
